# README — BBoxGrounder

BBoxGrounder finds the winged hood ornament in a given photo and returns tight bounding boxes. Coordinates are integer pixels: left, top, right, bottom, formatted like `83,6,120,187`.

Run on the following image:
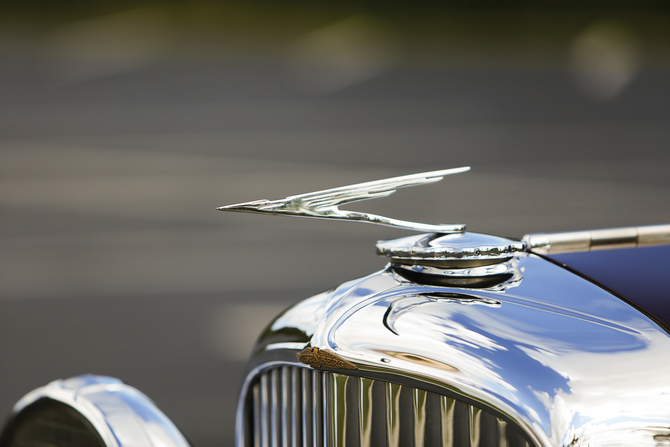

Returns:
217,167,470,233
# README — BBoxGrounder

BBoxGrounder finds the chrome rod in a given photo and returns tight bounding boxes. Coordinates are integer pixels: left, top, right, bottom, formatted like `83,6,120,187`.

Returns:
524,224,670,254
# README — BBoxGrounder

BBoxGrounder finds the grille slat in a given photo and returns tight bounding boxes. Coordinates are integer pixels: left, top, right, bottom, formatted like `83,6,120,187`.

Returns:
246,366,532,447
440,396,455,447
281,367,291,447
322,373,329,447
385,383,401,447
469,407,482,447
271,369,281,447
358,378,373,447
291,368,300,447
253,382,261,447
331,375,348,447
413,389,427,447
313,371,322,447
301,369,311,447
260,373,270,447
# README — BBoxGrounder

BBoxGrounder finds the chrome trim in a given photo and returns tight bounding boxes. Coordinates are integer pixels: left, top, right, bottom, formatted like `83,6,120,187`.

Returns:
390,256,524,291
523,223,670,254
377,232,526,261
246,251,670,447
394,261,512,277
6,375,189,447
264,342,311,352
218,167,470,233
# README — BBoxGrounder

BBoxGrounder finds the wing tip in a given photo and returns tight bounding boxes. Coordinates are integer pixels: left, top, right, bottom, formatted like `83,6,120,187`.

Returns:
217,199,270,211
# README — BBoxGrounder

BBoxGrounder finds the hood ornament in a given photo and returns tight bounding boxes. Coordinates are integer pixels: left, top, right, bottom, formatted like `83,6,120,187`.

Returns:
218,167,470,233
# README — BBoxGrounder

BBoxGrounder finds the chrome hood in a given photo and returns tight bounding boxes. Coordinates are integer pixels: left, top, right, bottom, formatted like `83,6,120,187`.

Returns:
254,251,670,447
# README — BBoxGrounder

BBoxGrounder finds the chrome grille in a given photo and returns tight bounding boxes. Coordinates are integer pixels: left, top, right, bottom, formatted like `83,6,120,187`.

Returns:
243,365,532,447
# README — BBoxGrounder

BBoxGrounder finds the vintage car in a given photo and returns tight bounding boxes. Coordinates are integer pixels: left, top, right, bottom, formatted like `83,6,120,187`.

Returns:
1,168,669,447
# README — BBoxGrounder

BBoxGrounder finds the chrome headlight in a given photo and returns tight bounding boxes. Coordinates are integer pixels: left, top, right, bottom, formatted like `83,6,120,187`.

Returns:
0,375,189,447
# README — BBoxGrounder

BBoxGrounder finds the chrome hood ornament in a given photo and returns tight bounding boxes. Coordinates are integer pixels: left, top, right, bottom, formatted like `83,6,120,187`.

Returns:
218,167,470,233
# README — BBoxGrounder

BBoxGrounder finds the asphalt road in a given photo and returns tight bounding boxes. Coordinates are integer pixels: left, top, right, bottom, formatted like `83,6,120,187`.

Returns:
1,55,669,446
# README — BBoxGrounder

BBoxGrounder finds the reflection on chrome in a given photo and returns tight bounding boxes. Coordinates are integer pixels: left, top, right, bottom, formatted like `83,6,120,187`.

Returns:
377,232,526,261
239,364,531,447
524,223,670,254
218,167,470,233
391,255,524,291
5,375,190,447
246,253,670,447
383,294,502,336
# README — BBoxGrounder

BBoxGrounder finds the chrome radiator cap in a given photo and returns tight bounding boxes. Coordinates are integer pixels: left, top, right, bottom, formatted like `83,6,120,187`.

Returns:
377,232,526,288
377,232,526,263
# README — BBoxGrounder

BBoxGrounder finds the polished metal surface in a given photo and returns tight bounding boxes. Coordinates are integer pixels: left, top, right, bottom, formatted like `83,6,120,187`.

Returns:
6,375,190,447
218,167,470,233
413,389,427,447
385,382,401,447
244,251,670,447
239,365,528,447
358,377,373,447
331,374,348,447
377,232,526,288
523,223,670,254
377,232,526,262
390,256,524,291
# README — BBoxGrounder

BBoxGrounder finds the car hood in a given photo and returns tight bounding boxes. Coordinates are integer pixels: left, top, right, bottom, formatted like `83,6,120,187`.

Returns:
254,250,670,447
545,244,670,333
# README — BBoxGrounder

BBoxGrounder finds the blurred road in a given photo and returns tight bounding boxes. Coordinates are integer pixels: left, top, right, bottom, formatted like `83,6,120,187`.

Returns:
1,44,670,446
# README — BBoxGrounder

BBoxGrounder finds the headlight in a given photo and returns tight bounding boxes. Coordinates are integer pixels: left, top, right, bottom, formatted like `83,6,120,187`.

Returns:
0,375,189,447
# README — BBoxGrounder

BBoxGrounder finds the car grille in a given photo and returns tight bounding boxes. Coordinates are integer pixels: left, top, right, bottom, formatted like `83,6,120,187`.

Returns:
242,365,532,447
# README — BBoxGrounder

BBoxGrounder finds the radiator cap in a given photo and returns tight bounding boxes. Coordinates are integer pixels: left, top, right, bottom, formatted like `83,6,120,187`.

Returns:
377,232,526,264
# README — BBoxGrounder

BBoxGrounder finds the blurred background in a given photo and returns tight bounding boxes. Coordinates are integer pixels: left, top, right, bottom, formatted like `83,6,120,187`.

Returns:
1,1,669,445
